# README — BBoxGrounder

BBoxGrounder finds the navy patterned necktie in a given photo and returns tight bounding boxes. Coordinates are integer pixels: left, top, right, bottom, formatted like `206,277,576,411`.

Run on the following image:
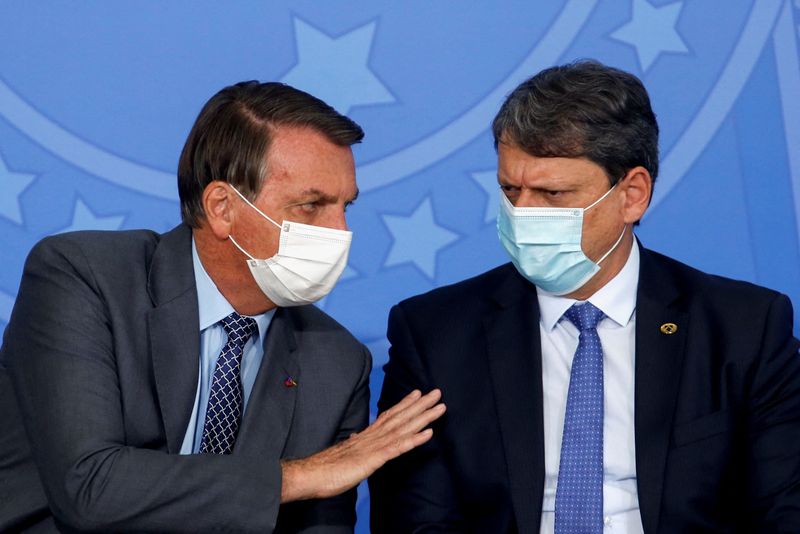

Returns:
200,312,257,454
555,302,606,534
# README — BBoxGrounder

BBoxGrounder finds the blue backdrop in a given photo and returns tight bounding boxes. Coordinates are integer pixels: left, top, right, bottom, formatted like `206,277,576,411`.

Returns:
1,1,799,530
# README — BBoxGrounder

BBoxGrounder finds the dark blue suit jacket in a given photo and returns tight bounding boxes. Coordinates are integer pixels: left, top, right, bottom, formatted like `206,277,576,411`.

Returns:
370,244,800,533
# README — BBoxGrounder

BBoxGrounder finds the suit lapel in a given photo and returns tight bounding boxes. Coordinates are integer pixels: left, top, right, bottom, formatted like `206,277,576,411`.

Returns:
234,307,299,458
146,225,201,454
484,267,544,533
634,245,688,534
145,225,300,457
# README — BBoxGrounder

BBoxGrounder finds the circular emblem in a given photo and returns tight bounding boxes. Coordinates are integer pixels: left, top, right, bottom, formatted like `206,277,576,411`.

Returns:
660,323,678,335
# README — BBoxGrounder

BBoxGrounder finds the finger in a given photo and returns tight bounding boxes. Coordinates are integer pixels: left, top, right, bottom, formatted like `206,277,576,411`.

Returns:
400,427,435,453
382,428,435,462
410,427,434,448
386,389,442,421
378,389,423,419
418,388,442,404
367,402,445,455
381,389,443,427
392,402,446,437
373,389,439,432
387,389,441,416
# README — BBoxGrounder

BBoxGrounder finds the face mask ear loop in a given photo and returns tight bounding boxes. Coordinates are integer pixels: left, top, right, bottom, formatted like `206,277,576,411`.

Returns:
229,235,256,261
584,181,618,212
596,224,627,265
230,186,282,230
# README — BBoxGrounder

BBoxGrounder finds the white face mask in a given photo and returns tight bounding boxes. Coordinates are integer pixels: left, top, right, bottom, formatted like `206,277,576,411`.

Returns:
227,187,352,307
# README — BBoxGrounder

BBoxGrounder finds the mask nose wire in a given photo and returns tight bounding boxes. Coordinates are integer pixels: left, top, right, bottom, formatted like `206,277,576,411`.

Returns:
230,186,282,229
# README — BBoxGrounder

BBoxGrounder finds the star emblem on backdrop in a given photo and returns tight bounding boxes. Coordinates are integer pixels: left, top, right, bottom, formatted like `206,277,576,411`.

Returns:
57,198,126,234
281,17,395,114
0,154,36,225
611,0,690,72
382,197,459,280
470,170,500,224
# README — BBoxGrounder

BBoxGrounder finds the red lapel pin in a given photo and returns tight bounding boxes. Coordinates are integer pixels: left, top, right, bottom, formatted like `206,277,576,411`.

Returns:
284,376,298,388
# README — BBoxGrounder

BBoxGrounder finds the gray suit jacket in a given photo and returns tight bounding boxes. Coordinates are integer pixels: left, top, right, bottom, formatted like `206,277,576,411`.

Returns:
0,224,371,533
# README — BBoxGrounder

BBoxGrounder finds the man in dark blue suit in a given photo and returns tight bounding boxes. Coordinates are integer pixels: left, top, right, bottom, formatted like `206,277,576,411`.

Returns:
370,61,800,533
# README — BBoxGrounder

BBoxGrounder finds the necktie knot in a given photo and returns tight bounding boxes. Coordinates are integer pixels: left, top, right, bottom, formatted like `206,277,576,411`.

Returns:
563,301,605,332
220,312,257,348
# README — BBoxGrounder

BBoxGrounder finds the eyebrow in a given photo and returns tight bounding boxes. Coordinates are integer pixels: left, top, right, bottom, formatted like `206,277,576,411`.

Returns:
298,188,360,204
496,173,517,188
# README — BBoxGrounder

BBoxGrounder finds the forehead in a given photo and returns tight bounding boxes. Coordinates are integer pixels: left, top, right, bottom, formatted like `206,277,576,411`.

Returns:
497,143,607,186
263,125,357,194
266,125,353,169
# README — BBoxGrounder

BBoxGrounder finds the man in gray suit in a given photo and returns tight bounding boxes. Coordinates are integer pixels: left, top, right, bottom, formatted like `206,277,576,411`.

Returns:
0,81,445,532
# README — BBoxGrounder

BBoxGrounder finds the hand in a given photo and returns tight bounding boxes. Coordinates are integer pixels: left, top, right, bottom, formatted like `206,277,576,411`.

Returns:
280,389,446,502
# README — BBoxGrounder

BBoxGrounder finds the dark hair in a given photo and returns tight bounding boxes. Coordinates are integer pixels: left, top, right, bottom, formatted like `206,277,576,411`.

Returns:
492,60,659,187
178,81,364,227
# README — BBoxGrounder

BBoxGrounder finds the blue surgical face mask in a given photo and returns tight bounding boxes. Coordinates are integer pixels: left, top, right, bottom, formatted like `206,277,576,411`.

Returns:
496,184,626,295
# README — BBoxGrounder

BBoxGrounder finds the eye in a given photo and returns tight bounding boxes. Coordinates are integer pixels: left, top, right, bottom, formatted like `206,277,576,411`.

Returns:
298,202,318,213
499,184,520,196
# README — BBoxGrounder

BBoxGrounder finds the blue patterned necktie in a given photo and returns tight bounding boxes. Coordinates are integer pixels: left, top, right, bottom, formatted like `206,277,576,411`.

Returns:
555,302,605,534
200,312,257,454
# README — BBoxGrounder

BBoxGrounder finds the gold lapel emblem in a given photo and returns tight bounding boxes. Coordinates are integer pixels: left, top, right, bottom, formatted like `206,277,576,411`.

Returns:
660,322,678,335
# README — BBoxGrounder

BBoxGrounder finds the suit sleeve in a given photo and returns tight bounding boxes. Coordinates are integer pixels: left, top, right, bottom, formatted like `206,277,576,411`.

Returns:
745,293,800,532
4,237,283,533
369,304,466,534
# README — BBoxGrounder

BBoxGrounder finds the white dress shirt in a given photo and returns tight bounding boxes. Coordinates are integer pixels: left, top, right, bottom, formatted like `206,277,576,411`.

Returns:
538,240,644,534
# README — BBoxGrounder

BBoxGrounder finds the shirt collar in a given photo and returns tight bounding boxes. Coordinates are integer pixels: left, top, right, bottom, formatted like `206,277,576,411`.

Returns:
537,236,640,331
192,237,274,339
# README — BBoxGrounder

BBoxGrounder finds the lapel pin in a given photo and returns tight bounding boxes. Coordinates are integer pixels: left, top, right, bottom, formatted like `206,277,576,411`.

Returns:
284,376,298,388
660,322,678,335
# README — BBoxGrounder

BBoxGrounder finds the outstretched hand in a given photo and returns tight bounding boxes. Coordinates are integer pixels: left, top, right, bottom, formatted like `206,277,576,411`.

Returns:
281,389,445,502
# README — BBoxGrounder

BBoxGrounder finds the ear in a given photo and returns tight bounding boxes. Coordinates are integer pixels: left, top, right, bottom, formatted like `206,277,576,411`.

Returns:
620,166,652,224
201,181,234,240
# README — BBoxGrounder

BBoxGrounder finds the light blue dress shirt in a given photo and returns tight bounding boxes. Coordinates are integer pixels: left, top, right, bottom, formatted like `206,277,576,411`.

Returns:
179,238,275,454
